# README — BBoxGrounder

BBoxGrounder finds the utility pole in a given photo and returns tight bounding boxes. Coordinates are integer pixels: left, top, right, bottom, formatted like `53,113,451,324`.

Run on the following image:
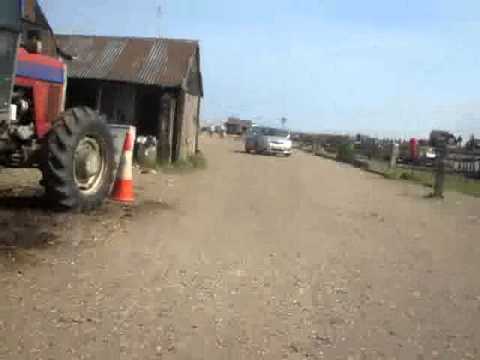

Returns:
155,0,164,36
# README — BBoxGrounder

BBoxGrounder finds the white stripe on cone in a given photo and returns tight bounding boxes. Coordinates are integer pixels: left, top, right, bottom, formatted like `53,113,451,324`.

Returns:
111,126,136,203
118,126,136,180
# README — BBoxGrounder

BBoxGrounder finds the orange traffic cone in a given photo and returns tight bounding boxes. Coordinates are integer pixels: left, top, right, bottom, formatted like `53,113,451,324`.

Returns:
111,126,136,203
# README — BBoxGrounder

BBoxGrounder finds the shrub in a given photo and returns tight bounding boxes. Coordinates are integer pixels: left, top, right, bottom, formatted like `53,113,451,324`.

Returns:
336,143,356,164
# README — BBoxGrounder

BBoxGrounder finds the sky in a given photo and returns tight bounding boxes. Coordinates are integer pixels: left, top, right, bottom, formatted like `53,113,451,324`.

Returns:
39,0,480,138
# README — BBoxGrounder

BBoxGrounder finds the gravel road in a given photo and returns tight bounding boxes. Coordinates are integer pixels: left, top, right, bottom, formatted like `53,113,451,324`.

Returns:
1,137,480,359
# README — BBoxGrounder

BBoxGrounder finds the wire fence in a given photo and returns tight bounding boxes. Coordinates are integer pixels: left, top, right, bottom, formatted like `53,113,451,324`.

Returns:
304,138,480,180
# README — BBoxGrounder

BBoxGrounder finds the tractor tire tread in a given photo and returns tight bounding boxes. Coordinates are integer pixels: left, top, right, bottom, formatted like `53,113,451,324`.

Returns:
41,107,115,211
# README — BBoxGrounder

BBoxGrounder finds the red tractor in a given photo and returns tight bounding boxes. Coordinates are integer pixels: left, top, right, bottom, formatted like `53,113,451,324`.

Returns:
0,0,115,210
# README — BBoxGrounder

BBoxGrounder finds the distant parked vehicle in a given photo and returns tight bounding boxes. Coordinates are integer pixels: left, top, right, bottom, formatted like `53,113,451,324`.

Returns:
245,127,292,156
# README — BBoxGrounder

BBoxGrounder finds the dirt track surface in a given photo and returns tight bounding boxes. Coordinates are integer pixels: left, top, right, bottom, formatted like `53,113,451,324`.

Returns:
1,137,480,359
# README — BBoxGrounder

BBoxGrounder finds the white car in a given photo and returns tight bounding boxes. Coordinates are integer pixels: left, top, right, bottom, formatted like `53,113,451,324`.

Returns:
245,127,293,156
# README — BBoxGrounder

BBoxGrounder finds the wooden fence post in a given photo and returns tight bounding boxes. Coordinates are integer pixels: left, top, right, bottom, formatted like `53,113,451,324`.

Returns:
390,143,399,168
433,144,448,198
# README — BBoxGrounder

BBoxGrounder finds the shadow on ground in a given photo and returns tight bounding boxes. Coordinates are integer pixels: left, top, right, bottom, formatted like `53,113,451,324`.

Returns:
0,185,172,269
0,166,173,268
0,187,62,256
0,194,49,211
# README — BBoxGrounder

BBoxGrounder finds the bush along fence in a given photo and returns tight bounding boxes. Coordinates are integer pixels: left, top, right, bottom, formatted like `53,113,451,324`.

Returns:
305,135,480,197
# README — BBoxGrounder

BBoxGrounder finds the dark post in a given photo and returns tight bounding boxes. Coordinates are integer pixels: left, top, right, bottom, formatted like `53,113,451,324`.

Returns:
157,93,175,165
433,144,448,198
195,98,201,153
95,84,103,112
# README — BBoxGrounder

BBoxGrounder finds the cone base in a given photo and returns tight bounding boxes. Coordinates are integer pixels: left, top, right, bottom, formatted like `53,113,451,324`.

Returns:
111,179,135,203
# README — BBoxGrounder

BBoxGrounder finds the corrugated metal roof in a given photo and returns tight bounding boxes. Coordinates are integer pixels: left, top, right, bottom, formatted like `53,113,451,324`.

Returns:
56,34,199,88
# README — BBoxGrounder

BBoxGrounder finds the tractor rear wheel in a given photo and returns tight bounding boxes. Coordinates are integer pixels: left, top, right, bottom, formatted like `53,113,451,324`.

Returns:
41,107,115,211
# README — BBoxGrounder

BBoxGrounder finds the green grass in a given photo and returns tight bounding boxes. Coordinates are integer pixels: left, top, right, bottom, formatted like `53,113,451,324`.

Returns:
367,160,480,197
309,147,480,198
160,152,208,174
444,174,480,197
384,168,433,187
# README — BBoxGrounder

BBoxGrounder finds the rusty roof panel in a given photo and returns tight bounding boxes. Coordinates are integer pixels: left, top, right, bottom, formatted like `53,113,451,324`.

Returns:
138,40,169,84
56,35,199,88
109,39,152,83
87,39,126,79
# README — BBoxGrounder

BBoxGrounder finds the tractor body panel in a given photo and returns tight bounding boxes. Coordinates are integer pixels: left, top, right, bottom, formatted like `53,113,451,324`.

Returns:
15,48,66,138
0,1,116,211
1,0,66,153
16,48,64,84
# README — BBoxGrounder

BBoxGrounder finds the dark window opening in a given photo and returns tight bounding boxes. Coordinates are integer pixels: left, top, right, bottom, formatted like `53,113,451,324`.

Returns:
65,79,97,110
135,86,160,137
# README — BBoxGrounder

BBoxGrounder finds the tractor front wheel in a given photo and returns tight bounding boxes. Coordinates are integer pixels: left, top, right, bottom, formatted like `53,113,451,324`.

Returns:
41,107,115,211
